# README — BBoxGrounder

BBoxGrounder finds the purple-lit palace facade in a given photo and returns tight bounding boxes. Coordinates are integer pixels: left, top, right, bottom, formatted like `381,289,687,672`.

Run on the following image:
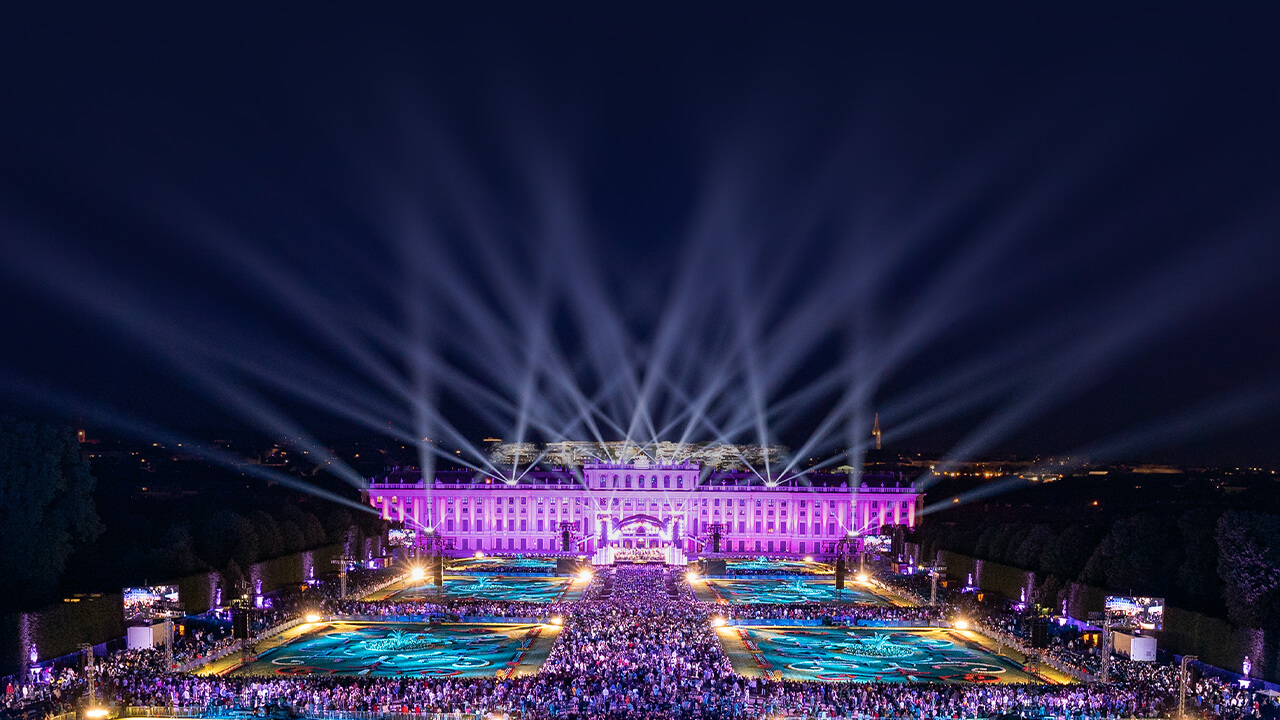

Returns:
366,455,922,564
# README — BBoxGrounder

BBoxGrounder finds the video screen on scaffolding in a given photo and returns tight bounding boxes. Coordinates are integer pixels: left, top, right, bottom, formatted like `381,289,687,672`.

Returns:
122,585,181,621
1104,595,1164,631
388,527,417,547
862,535,892,554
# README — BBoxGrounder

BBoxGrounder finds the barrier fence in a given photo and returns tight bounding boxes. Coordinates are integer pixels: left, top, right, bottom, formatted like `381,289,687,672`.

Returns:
176,617,306,674
968,626,1098,684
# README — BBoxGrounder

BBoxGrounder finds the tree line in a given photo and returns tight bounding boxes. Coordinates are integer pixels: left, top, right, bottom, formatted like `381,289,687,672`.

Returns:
0,418,382,615
912,509,1280,636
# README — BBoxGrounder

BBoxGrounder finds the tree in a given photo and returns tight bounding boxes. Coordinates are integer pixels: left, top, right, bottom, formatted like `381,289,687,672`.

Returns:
1177,510,1223,610
282,506,327,548
151,523,202,577
221,559,245,597
0,419,102,611
199,510,260,569
248,510,284,560
1039,525,1096,580
278,519,305,554
1014,525,1054,569
974,525,1001,559
1215,511,1280,630
1081,513,1171,595
324,508,354,544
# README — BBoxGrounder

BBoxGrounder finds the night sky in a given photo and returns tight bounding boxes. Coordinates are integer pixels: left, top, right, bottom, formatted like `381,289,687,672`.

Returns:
1,3,1278,468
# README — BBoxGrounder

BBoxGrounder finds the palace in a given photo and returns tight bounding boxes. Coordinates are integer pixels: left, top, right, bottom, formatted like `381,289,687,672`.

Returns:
366,444,923,564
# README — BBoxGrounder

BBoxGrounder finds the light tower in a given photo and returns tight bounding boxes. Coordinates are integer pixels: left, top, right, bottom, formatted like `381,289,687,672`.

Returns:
872,414,881,451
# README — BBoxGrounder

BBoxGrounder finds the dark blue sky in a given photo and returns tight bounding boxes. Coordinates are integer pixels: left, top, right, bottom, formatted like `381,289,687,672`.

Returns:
1,3,1278,467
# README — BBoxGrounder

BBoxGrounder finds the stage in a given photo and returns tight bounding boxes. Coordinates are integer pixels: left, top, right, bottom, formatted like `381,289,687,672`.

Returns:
717,626,1046,684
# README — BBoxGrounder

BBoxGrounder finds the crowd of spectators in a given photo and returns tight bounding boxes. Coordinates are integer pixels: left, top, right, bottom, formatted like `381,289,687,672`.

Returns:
6,563,1279,720
715,602,943,624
